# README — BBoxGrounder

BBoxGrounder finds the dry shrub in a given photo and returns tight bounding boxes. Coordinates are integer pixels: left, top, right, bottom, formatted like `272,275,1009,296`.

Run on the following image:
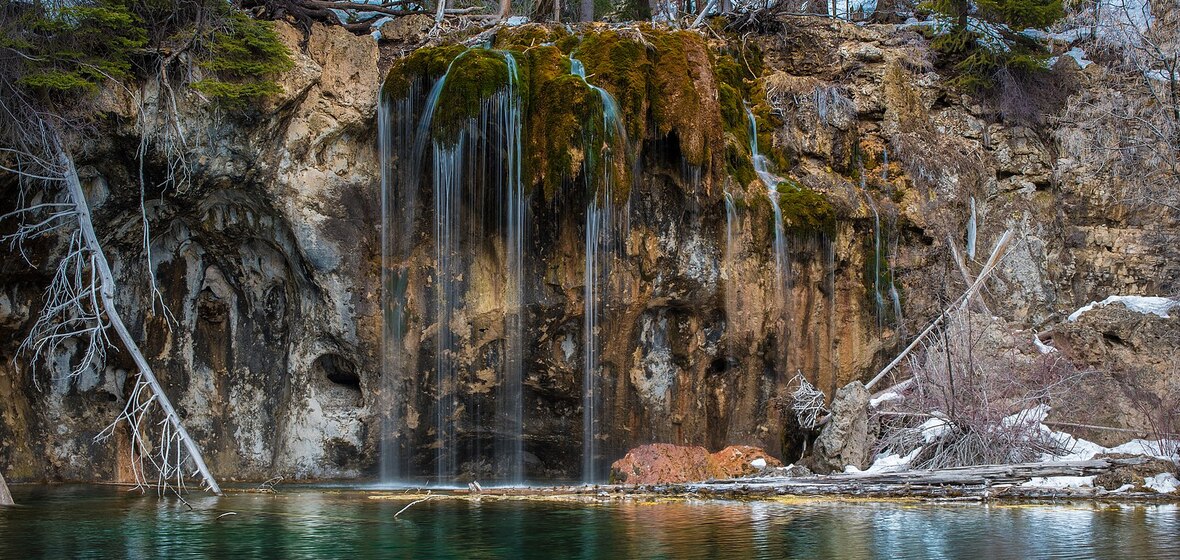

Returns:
993,64,1079,126
766,73,857,129
874,312,1088,469
887,130,986,202
1052,0,1180,214
1126,362,1180,461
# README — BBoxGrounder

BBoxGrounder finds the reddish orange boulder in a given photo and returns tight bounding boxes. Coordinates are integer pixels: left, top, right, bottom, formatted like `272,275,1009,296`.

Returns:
609,443,783,484
609,443,713,484
709,445,783,479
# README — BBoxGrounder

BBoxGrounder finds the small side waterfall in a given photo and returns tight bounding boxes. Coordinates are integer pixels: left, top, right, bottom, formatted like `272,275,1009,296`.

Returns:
723,191,739,326
745,105,792,366
745,105,790,299
572,54,631,484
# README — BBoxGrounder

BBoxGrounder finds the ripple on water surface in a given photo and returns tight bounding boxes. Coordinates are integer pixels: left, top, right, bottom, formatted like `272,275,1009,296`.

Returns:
0,485,1177,559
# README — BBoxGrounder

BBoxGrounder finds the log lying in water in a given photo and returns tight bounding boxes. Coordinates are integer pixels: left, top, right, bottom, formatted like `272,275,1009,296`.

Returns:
664,457,1175,500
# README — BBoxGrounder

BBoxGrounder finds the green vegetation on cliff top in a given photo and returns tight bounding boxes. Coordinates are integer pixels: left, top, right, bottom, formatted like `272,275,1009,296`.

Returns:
383,26,833,231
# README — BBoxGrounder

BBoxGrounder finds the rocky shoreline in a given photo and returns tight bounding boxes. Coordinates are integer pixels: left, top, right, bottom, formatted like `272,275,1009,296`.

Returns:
349,455,1180,504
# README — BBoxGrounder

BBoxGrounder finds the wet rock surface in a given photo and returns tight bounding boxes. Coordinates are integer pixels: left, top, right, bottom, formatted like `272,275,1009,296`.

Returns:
0,18,1176,483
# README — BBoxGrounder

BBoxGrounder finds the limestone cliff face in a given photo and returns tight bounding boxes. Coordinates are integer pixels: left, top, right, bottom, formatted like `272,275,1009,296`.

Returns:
0,23,382,481
0,18,1175,482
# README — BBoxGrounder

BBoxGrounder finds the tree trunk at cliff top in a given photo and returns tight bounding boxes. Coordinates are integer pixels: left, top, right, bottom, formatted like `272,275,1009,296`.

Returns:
55,151,222,496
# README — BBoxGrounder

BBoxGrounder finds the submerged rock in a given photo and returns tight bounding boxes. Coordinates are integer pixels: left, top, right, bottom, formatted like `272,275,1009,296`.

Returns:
609,443,782,484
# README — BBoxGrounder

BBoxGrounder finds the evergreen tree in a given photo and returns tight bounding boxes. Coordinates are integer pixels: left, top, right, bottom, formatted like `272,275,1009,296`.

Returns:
924,0,1064,90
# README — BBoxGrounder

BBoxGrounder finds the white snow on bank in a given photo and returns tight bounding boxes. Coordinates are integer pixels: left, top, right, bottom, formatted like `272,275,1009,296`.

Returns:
1145,473,1180,494
869,404,1179,486
1022,475,1095,489
1003,404,1050,430
920,416,951,443
1067,295,1180,322
1108,439,1180,459
864,448,923,473
751,458,767,469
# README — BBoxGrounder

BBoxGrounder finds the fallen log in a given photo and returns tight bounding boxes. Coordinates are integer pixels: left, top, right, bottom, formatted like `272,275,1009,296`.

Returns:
674,457,1167,498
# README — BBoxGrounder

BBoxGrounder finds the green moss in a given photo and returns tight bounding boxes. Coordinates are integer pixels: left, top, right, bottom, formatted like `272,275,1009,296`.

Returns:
432,49,513,144
493,24,569,50
775,178,835,233
572,30,650,145
524,46,604,200
714,50,784,188
647,30,713,166
382,44,467,99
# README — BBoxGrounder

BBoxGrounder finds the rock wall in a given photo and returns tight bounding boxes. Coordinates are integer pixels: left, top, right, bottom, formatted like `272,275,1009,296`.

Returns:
0,17,1175,483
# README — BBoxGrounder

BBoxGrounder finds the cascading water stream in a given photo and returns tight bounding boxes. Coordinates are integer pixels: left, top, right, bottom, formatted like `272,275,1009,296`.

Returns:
381,48,529,484
864,177,886,331
745,105,789,303
572,54,630,484
744,105,791,366
496,53,526,486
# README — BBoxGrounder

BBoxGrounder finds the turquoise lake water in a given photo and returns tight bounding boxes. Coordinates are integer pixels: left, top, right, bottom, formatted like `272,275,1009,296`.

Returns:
1,485,1177,559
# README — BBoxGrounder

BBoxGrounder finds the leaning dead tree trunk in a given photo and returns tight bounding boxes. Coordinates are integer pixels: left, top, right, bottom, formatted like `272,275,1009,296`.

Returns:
865,228,1014,391
3,135,222,496
53,154,222,496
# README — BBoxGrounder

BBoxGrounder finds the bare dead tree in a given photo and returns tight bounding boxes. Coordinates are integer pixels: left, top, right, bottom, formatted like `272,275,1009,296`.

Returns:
1056,0,1180,213
791,372,829,430
873,311,1089,470
2,135,223,495
0,27,222,495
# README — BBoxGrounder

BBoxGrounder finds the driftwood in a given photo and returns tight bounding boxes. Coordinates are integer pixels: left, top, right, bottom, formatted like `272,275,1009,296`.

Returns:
673,456,1168,499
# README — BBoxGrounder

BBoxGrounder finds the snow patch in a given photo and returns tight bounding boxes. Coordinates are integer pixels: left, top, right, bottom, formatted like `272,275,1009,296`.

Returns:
870,391,902,408
1049,47,1093,69
1144,473,1179,494
1002,404,1050,430
1108,439,1179,460
865,448,923,473
920,416,951,443
751,458,767,469
1022,475,1095,489
1067,295,1179,322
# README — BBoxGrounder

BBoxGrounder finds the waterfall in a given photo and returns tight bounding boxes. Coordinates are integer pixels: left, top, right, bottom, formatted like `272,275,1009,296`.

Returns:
744,105,792,368
379,70,437,482
380,50,464,483
723,191,739,325
572,54,631,484
380,48,529,484
865,183,886,332
745,105,790,304
496,54,526,487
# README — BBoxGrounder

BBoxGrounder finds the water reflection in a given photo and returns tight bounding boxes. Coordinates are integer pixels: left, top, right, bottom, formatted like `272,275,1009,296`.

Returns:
1,486,1177,559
